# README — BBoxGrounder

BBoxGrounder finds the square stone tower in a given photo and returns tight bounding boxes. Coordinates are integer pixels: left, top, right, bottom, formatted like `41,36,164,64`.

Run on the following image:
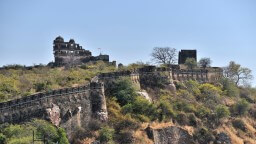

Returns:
178,50,197,64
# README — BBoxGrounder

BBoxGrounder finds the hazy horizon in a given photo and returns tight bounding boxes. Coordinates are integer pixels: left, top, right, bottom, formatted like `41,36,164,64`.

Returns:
0,0,255,86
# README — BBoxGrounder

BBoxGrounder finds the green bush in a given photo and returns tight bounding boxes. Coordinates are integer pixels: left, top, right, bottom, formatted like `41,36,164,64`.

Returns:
195,106,211,118
0,119,68,144
177,90,195,102
231,99,250,116
57,128,69,144
107,78,138,106
98,126,115,143
131,97,158,120
173,101,196,113
184,80,201,96
215,105,230,119
0,133,6,144
198,83,222,100
220,78,239,97
31,119,59,142
157,100,176,121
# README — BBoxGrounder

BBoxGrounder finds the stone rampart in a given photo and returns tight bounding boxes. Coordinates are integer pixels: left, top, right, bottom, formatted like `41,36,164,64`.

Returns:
0,82,107,139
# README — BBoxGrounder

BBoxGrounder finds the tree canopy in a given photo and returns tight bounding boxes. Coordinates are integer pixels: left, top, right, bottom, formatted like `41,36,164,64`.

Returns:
151,47,177,64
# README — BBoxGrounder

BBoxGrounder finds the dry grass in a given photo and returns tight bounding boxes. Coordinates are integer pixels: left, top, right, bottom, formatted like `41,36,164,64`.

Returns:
149,121,174,129
134,129,154,144
216,117,256,144
82,137,96,144
218,124,244,144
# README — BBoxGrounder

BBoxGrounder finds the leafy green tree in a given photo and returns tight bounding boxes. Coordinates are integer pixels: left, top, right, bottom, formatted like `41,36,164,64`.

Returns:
184,58,197,69
224,61,253,86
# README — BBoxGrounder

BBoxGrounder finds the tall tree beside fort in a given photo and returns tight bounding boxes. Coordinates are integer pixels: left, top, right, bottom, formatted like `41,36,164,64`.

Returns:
224,61,253,86
151,47,177,64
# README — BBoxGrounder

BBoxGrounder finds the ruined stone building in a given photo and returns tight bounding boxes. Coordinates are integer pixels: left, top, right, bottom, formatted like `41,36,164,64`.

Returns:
178,50,197,64
53,36,115,66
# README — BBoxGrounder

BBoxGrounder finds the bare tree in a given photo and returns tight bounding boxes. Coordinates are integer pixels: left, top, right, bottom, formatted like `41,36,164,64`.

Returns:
198,58,212,69
224,61,253,86
151,47,177,64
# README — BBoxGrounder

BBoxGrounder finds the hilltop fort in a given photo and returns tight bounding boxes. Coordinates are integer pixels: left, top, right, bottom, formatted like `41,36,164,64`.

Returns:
52,36,116,67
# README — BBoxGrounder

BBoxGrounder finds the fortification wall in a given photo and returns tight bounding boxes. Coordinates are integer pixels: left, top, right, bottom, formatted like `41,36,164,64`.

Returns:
0,82,107,139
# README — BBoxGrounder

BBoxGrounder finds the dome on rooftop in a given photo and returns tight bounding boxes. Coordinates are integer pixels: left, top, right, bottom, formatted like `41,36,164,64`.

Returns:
55,36,64,42
69,39,75,43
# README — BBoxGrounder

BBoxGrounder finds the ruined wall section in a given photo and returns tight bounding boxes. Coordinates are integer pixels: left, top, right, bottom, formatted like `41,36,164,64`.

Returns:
172,68,223,83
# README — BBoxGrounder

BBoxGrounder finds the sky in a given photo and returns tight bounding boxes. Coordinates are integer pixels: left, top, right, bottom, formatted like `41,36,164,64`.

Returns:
0,0,255,86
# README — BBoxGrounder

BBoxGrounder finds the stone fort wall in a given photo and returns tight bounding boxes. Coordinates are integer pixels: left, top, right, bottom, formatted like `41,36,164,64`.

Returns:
0,82,107,139
0,66,222,139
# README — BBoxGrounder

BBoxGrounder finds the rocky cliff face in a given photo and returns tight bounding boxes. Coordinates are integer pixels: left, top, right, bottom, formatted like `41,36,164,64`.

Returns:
146,126,195,144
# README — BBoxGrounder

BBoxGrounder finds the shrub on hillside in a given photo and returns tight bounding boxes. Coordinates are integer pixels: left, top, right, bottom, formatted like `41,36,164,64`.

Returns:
157,100,176,121
176,112,189,126
198,83,222,100
188,113,198,126
173,100,196,113
177,90,195,102
220,78,239,97
184,80,201,96
215,105,230,119
198,83,222,109
195,106,211,119
249,106,256,119
106,78,138,106
240,88,254,103
0,133,6,144
193,127,215,144
88,119,103,131
98,126,115,143
232,119,247,132
57,128,69,144
114,115,140,132
231,99,250,116
174,81,186,90
116,130,134,144
131,97,158,120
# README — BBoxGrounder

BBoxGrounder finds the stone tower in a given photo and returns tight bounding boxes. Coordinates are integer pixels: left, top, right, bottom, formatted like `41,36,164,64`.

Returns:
178,50,197,64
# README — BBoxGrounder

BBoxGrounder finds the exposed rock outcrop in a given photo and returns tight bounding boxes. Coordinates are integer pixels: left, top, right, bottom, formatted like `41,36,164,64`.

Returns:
146,126,195,144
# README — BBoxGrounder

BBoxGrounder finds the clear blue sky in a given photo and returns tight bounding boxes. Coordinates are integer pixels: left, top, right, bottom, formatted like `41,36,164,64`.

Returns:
0,0,255,86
